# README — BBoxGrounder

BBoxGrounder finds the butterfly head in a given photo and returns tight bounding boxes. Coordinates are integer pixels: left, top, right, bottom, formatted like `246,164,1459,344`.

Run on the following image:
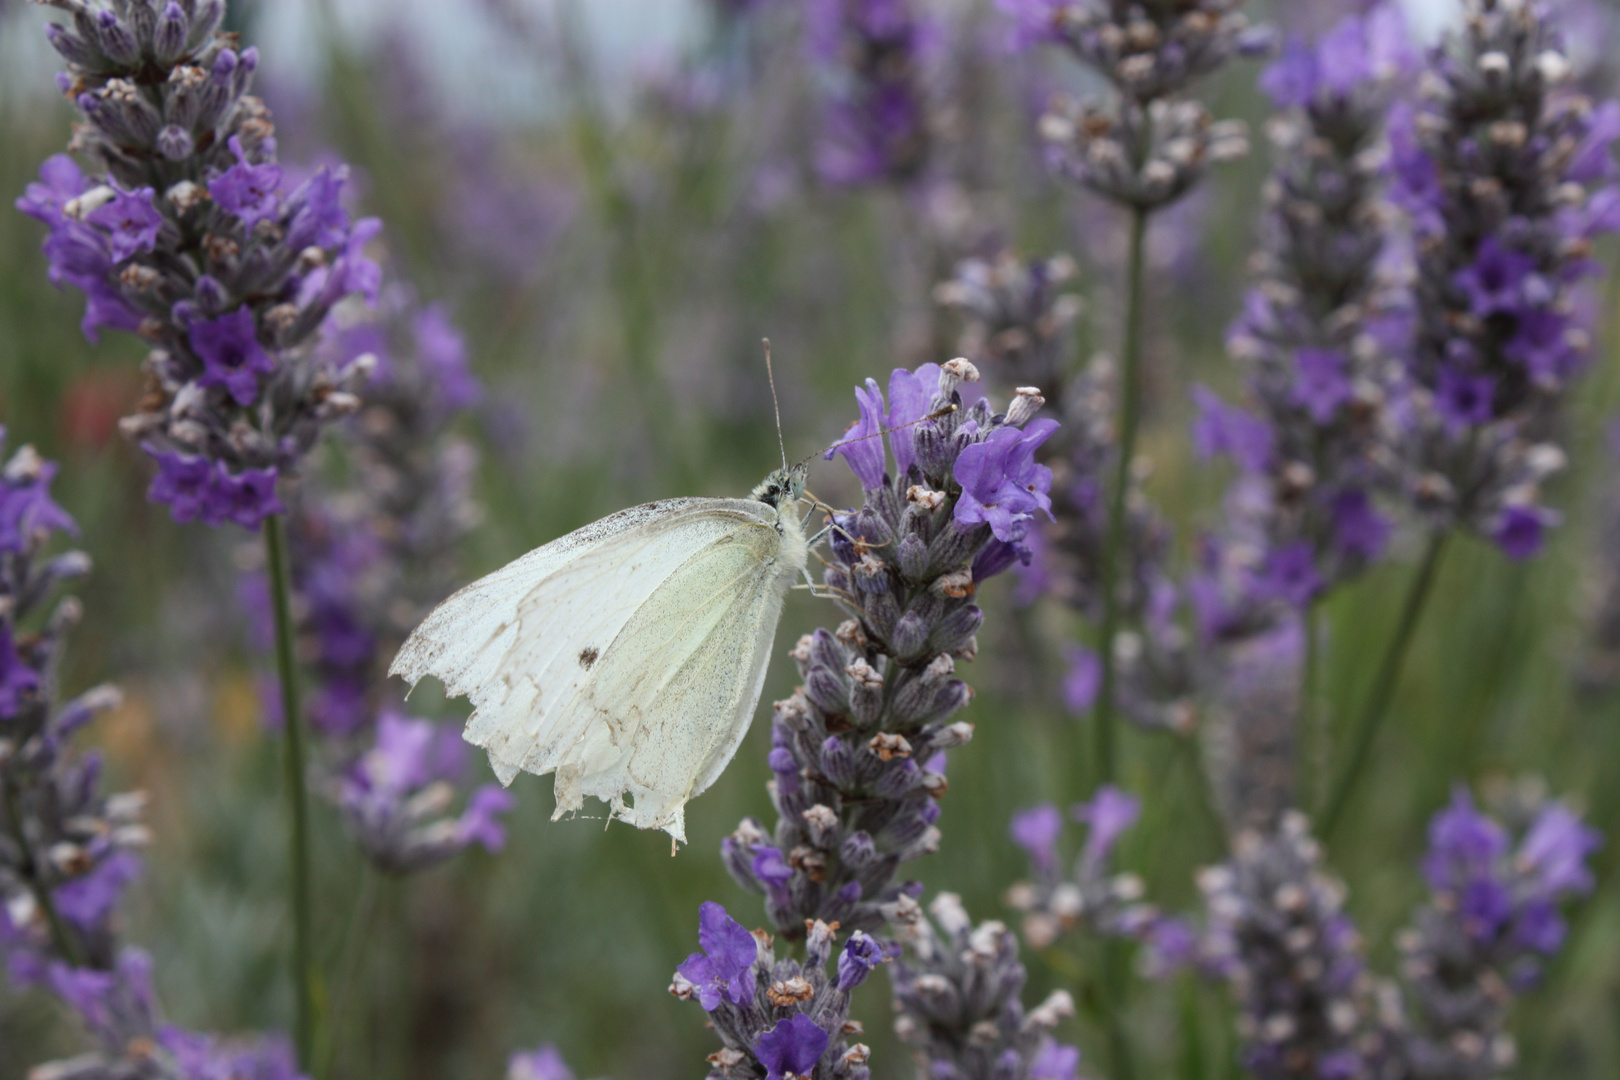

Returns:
751,462,809,509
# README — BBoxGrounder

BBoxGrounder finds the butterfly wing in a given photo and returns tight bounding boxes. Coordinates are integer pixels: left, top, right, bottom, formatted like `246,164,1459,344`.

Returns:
390,497,709,710
391,497,806,843
538,514,806,842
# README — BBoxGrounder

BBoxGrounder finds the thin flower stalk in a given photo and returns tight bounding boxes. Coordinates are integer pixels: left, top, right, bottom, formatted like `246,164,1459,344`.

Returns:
996,0,1268,785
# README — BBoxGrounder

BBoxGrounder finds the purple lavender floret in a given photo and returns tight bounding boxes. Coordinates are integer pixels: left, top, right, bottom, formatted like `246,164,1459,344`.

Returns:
1391,0,1620,557
677,901,759,1011
17,1,385,531
756,1014,831,1080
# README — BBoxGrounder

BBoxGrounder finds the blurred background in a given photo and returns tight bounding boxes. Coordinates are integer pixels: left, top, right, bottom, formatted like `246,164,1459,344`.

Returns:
2,0,1619,1077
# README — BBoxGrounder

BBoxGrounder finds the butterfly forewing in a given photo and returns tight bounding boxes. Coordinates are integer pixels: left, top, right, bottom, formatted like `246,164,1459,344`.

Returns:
554,517,798,840
392,493,807,844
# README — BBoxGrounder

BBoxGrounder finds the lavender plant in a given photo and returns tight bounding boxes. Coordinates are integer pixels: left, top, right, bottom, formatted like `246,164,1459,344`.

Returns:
996,0,1270,782
15,0,393,1062
676,361,1060,1077
719,359,1052,936
0,431,304,1080
1323,0,1620,836
1115,788,1601,1079
1179,3,1416,820
1004,786,1152,949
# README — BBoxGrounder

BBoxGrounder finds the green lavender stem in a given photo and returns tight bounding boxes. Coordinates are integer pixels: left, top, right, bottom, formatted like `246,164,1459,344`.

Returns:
265,513,317,1071
1093,205,1150,788
1319,530,1449,840
1298,599,1322,810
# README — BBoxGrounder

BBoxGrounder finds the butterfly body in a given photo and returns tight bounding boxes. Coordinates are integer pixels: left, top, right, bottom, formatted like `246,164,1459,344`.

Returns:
390,465,809,843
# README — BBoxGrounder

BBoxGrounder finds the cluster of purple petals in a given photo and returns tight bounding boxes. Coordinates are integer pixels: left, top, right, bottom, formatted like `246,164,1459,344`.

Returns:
1004,786,1154,949
335,712,513,874
1389,0,1620,557
17,0,385,531
0,433,304,1080
889,891,1082,1080
807,0,934,187
1398,786,1601,1076
669,901,879,1080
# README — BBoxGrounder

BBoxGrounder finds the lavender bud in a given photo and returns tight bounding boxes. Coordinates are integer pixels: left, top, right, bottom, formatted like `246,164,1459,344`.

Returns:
153,2,190,64
889,611,929,659
874,759,923,799
805,665,849,716
94,11,139,65
896,533,929,580
938,358,980,398
928,606,983,656
841,831,878,868
821,736,856,788
1005,387,1046,428
156,123,193,160
846,659,884,727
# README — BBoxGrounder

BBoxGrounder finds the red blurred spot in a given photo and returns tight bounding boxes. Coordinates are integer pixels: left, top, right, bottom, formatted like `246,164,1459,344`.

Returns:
60,368,139,450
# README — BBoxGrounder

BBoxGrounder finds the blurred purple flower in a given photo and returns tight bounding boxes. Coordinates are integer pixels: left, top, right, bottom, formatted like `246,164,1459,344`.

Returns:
1062,645,1100,715
1073,785,1139,875
1027,1040,1082,1080
1192,387,1272,472
1010,804,1063,874
507,1045,575,1080
1293,347,1351,423
412,304,482,412
1493,505,1555,562
209,135,284,230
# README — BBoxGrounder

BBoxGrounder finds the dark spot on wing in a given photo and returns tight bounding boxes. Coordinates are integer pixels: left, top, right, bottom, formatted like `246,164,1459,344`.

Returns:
579,647,599,670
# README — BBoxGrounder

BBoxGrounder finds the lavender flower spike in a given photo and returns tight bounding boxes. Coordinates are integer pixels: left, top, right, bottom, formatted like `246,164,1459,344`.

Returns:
1392,0,1620,557
724,361,1054,937
18,0,384,529
0,435,304,1080
1396,785,1602,1077
670,905,872,1080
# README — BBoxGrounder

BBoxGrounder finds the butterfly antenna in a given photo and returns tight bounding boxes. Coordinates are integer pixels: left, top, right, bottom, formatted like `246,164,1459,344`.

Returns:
764,338,788,471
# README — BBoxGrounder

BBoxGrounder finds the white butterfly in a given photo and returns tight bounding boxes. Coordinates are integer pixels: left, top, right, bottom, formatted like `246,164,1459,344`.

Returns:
389,464,811,845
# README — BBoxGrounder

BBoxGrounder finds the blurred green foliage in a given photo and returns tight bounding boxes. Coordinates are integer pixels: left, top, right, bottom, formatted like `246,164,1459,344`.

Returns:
2,2,1620,1078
